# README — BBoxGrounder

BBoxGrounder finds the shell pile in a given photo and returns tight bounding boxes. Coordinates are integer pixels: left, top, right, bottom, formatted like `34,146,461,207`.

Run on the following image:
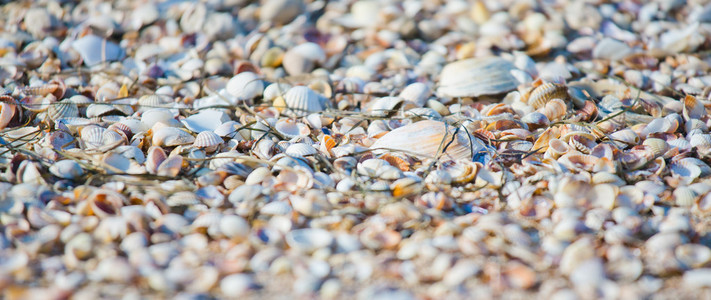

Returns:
3,0,711,298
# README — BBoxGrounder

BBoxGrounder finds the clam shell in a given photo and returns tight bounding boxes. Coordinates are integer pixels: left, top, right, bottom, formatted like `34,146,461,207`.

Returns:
283,86,324,117
226,72,264,101
152,127,196,147
674,186,697,207
157,155,183,177
437,57,519,98
0,100,17,129
528,82,568,109
399,82,431,107
368,97,405,117
193,131,223,152
370,120,481,161
643,138,670,158
285,228,333,253
141,108,177,130
285,143,318,157
274,118,310,138
47,100,79,121
49,160,85,179
214,121,247,140
608,129,640,146
282,43,326,76
182,110,230,133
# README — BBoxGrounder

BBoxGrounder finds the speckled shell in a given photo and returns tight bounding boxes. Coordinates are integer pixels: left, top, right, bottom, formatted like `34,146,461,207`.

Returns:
438,57,520,98
369,120,481,160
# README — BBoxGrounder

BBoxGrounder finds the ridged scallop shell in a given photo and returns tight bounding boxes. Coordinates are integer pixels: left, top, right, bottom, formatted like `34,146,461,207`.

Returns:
674,186,697,207
283,86,323,117
167,191,200,207
152,127,195,147
282,42,326,76
568,134,597,154
643,138,670,158
81,125,107,150
260,200,292,215
689,133,711,150
193,131,223,152
399,82,430,106
284,143,318,157
437,57,519,98
226,72,264,101
138,94,172,109
274,118,310,138
527,82,568,110
537,98,567,121
47,99,79,120
369,120,481,160
49,160,85,179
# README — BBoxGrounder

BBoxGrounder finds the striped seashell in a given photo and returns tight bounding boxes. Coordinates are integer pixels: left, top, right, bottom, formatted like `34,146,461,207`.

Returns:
667,138,692,152
568,134,597,154
682,94,705,121
537,98,567,121
166,191,200,207
138,94,172,108
152,127,195,147
437,57,520,98
102,130,127,148
527,82,568,110
674,186,697,207
369,120,482,161
0,100,17,129
56,117,92,134
643,138,669,158
285,143,318,157
274,118,310,138
47,99,79,121
308,79,333,99
95,82,121,102
319,134,336,155
193,131,223,152
226,71,264,101
80,125,107,150
107,122,132,139
283,86,323,117
689,133,711,150
19,94,53,113
685,119,707,134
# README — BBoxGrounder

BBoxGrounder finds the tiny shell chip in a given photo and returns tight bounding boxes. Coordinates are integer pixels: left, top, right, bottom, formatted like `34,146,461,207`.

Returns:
71,35,125,66
437,57,520,98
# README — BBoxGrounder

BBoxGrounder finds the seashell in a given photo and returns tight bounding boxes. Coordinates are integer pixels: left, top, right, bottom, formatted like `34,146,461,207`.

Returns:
226,72,264,102
370,120,482,161
0,100,17,129
138,94,172,109
521,111,550,130
557,152,599,172
101,152,132,174
544,138,570,159
683,95,705,121
282,43,326,76
274,118,311,138
441,160,480,184
676,244,711,269
260,0,305,25
141,108,178,130
167,191,200,207
592,172,625,186
260,201,292,215
532,127,560,153
689,134,711,150
152,127,195,147
537,98,566,121
253,139,276,160
157,155,183,177
405,107,441,120
438,57,520,98
47,99,79,121
608,129,640,146
643,138,669,158
283,86,324,117
193,131,223,152
260,47,285,68
81,125,107,150
527,82,568,110
357,159,391,178
50,159,85,180
674,186,697,207
71,35,124,66
286,228,333,253
368,97,405,117
285,143,318,157
399,82,431,107
263,83,292,102
568,134,597,154
640,117,676,138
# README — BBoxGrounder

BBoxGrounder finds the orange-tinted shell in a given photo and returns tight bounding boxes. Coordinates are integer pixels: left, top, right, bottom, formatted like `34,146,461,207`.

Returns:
528,82,568,109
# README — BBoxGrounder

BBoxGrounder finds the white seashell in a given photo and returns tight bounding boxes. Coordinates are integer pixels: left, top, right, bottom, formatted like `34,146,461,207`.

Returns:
152,127,195,147
285,143,318,157
141,108,177,130
283,86,324,117
282,43,326,76
156,155,183,177
274,118,310,138
676,244,711,268
286,228,333,253
253,139,275,160
47,100,79,120
81,125,107,150
214,121,246,140
193,131,223,152
101,152,132,174
674,186,697,207
71,35,124,66
399,82,431,106
49,160,85,179
115,145,145,164
226,72,264,102
0,101,17,129
405,107,441,120
181,110,230,133
357,159,390,177
437,57,520,98
260,201,292,215
370,120,482,161
263,83,292,102
259,0,304,25
368,97,404,117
